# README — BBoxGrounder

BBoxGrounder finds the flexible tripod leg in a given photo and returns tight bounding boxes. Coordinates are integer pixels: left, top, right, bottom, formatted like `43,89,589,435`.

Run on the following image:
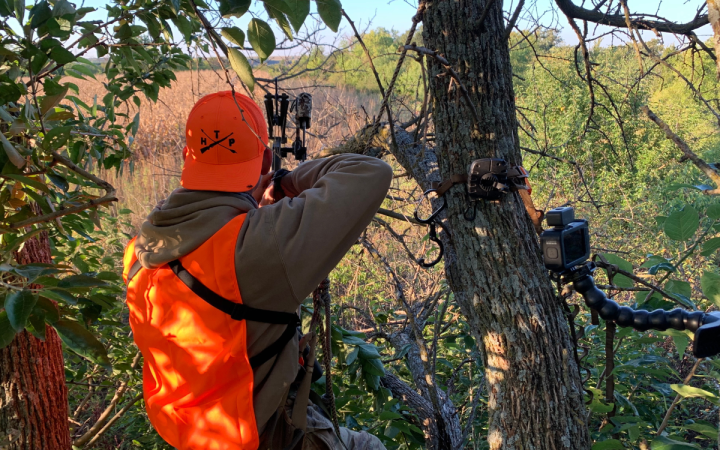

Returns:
572,273,720,358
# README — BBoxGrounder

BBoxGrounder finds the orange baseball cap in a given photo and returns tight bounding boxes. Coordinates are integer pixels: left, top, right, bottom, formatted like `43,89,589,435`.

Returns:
181,91,268,192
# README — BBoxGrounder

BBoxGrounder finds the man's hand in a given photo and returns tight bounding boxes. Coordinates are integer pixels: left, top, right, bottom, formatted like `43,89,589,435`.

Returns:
251,172,273,205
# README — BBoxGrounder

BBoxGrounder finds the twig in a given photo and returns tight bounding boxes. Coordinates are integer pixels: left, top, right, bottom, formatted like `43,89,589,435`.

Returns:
360,237,445,419
367,2,426,154
73,353,141,447
641,106,720,194
656,358,703,435
341,9,402,156
376,207,422,225
3,152,117,232
402,44,480,128
372,217,420,264
593,259,692,309
504,0,526,41
83,391,144,448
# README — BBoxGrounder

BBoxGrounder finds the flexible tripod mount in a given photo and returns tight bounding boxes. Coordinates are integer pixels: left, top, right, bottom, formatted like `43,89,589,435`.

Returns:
564,262,720,358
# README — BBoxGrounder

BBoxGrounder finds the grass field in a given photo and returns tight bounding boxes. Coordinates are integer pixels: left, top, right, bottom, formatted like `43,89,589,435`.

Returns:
69,69,380,226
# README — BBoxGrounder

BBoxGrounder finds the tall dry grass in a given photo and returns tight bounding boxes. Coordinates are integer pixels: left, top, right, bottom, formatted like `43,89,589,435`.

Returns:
71,70,379,227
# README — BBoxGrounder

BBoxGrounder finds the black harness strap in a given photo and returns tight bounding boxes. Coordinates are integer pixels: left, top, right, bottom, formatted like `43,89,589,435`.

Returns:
127,260,142,283
126,259,299,368
167,260,299,324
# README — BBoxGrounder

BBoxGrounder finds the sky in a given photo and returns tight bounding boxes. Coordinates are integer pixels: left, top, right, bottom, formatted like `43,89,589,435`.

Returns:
57,0,716,56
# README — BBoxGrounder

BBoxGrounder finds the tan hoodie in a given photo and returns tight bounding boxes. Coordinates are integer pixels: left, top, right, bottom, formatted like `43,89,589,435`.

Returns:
133,153,393,434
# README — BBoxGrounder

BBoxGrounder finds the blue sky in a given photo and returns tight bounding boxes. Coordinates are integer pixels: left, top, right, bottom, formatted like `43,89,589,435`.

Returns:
61,0,716,54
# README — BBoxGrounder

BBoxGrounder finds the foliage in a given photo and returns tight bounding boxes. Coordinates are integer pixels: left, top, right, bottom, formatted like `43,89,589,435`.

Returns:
2,0,720,448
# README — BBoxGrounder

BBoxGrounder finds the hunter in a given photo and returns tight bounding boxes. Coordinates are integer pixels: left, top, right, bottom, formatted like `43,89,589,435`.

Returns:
123,91,392,450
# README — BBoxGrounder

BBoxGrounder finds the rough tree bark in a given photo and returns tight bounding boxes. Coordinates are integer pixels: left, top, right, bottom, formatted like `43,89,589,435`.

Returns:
709,0,720,78
0,230,71,450
416,1,590,448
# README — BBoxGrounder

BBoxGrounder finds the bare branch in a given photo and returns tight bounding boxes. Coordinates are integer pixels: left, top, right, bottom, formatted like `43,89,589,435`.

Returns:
641,106,720,195
554,0,709,34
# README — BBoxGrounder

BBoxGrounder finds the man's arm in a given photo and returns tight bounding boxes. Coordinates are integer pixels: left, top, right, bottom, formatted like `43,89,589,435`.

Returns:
236,154,393,305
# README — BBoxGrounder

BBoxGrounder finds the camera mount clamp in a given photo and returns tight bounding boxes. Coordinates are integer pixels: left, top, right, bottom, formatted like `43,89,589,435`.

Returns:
559,261,720,358
411,158,544,268
430,158,544,234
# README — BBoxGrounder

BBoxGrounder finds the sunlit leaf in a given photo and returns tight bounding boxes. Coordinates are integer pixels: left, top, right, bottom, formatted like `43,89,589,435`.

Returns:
664,206,699,241
221,26,245,48
247,18,276,62
315,0,342,32
701,271,720,308
219,0,251,18
228,48,255,91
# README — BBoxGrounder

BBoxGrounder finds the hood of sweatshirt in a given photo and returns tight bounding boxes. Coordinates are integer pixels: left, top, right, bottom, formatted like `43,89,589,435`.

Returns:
134,188,256,269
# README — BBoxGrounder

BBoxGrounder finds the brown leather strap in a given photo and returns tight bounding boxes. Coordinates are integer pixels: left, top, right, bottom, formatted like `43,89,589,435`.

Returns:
431,166,544,235
431,174,467,196
517,188,544,236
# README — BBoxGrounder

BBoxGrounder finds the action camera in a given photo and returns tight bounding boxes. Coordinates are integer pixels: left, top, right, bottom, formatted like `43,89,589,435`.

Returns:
540,207,590,272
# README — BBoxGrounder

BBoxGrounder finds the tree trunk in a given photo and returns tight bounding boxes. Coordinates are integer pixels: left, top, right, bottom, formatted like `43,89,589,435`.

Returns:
0,230,71,450
420,1,591,448
708,0,720,78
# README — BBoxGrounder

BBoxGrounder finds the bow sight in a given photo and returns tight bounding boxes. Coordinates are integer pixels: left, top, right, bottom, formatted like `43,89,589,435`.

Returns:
264,79,312,170
541,207,720,358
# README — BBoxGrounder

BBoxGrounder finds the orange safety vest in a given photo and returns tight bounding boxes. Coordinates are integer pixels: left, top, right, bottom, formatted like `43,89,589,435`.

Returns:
123,215,300,450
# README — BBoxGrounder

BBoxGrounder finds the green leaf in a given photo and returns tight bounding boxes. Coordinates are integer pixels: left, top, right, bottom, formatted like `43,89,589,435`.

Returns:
665,279,691,299
219,0,251,17
670,384,720,405
4,289,38,331
173,14,192,42
57,274,108,290
283,0,309,32
641,255,670,268
228,48,255,91
659,329,691,356
701,237,720,257
0,311,17,349
664,206,699,241
51,0,75,17
41,125,71,150
49,46,76,65
650,436,701,449
684,423,719,439
0,131,26,168
36,296,59,323
27,313,46,341
345,345,359,365
315,0,342,32
591,440,625,450
600,254,633,288
264,2,293,40
4,174,51,194
378,411,403,420
14,0,24,23
247,19,276,62
701,271,720,308
0,0,12,16
221,27,245,48
362,357,385,376
53,319,111,369
707,204,720,220
47,171,69,191
40,86,68,114
29,0,51,28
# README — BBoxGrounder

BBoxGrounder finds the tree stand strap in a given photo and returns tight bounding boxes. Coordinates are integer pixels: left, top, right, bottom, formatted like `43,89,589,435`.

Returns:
430,171,545,235
291,278,343,443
